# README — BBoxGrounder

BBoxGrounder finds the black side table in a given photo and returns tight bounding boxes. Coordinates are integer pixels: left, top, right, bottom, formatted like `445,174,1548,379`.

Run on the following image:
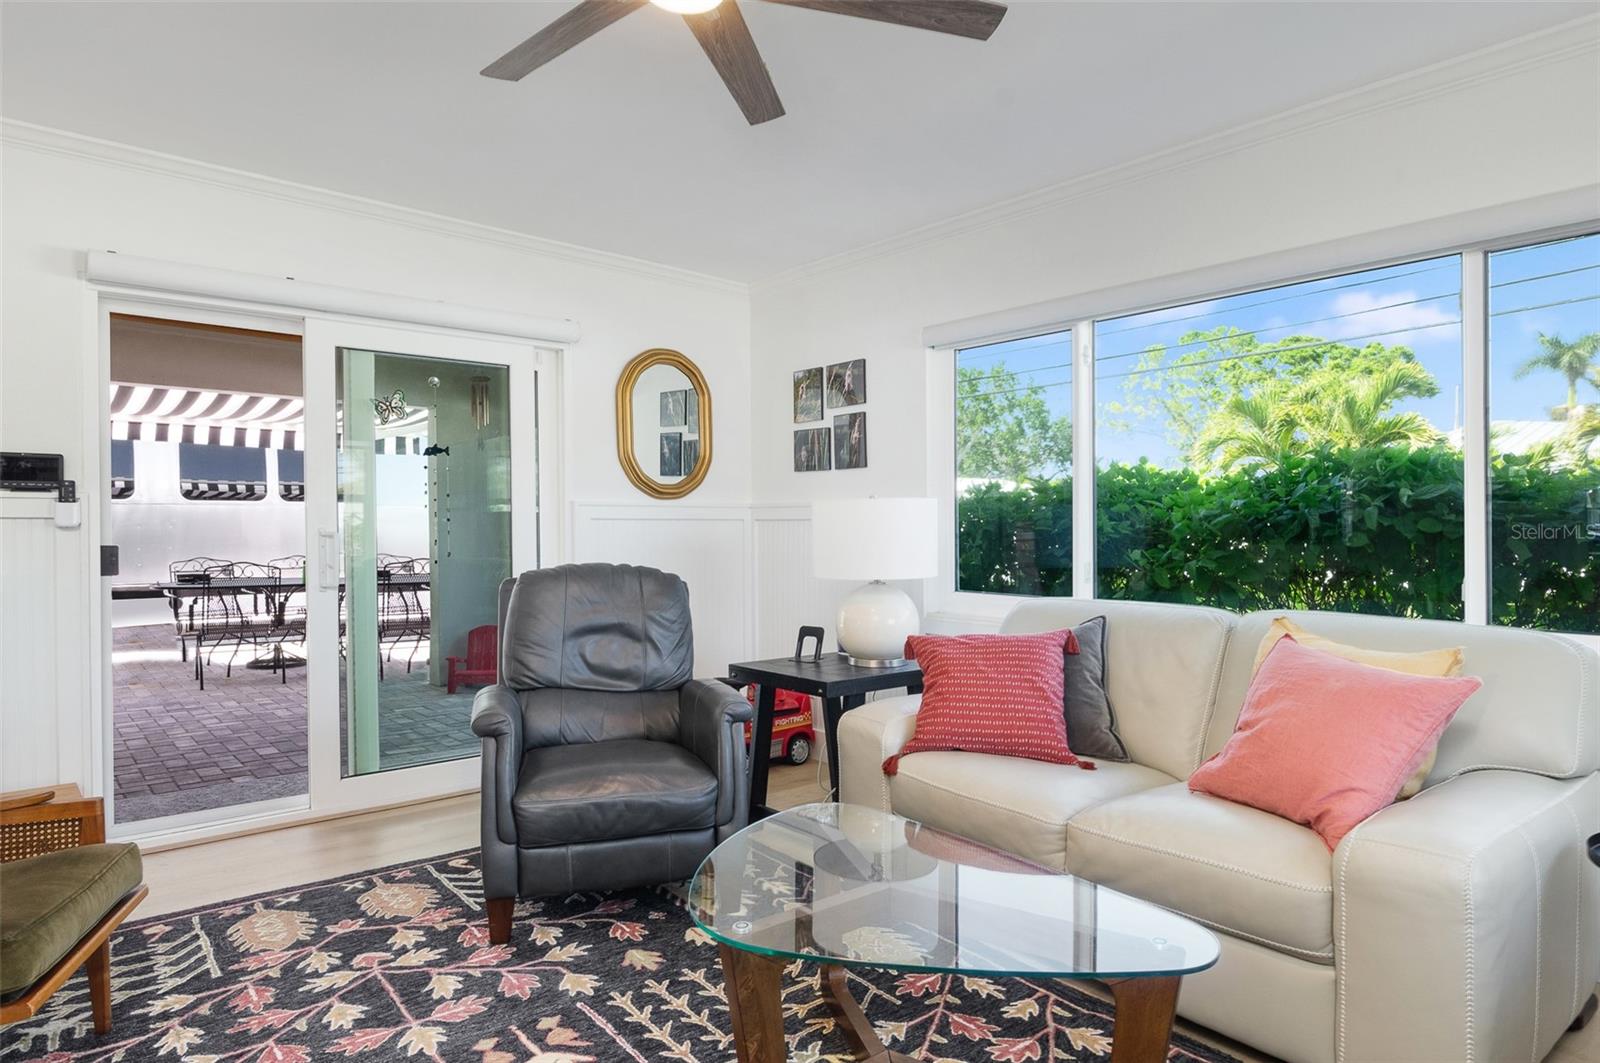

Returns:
727,654,922,820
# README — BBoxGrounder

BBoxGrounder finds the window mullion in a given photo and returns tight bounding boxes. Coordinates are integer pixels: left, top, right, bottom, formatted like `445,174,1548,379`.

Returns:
1461,250,1490,626
1071,321,1096,598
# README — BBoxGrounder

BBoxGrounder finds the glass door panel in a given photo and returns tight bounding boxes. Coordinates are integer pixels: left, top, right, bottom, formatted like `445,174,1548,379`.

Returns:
303,316,543,815
337,348,512,777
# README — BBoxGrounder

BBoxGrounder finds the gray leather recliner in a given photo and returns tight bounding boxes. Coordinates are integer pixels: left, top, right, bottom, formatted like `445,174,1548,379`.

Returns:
470,563,751,943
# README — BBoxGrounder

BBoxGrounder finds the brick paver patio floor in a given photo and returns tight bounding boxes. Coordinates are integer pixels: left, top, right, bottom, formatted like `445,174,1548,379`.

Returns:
113,624,479,824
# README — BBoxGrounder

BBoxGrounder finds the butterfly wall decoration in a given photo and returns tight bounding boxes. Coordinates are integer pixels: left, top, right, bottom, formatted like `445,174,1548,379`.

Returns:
372,388,407,424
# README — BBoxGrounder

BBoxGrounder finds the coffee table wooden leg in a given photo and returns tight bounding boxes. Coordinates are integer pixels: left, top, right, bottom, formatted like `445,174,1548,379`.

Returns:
719,944,788,1063
1105,976,1182,1063
821,964,916,1063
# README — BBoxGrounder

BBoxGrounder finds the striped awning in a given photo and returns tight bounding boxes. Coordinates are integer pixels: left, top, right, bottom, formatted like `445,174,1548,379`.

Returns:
110,384,304,451
181,480,269,501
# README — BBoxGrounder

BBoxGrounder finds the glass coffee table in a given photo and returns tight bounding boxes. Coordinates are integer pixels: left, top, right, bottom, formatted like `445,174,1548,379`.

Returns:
689,803,1219,1063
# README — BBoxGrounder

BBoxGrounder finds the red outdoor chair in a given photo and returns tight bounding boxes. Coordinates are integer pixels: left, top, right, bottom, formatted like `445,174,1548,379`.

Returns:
447,625,498,694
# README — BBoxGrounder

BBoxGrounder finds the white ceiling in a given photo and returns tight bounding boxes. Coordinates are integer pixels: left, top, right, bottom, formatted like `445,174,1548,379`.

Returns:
2,1,1591,281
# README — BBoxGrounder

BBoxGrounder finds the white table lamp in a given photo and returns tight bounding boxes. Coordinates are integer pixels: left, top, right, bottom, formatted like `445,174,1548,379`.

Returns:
812,497,938,666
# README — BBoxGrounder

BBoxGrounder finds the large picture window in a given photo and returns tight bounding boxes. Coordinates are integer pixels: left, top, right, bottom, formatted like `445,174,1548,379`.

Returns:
1093,256,1464,617
1487,233,1600,633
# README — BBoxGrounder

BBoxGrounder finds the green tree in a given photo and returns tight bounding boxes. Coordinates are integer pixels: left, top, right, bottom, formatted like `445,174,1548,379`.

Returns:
956,362,1072,480
1515,331,1600,415
1105,327,1436,458
1191,360,1441,473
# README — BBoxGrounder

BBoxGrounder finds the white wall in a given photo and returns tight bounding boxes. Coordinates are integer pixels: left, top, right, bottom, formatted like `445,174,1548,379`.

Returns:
5,27,1598,795
0,129,753,792
748,33,1600,640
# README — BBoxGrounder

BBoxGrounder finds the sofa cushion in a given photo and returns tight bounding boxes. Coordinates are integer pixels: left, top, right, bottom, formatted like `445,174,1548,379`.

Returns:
1250,615,1466,799
1066,783,1334,964
1064,616,1129,761
1214,610,1598,785
1001,598,1235,781
0,842,143,996
1191,637,1480,850
889,631,1080,775
512,739,717,847
888,751,1176,870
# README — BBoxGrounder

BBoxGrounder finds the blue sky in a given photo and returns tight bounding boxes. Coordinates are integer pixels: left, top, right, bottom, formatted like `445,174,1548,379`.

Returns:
959,232,1600,470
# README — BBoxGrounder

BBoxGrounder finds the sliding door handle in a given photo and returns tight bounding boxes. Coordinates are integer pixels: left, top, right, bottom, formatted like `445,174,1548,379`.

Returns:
318,528,338,589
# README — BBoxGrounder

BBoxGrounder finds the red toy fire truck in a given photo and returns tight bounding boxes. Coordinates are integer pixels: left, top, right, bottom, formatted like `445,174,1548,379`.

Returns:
742,686,816,765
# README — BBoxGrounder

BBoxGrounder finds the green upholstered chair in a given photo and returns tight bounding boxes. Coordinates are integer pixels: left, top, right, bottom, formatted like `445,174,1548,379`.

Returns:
0,786,147,1033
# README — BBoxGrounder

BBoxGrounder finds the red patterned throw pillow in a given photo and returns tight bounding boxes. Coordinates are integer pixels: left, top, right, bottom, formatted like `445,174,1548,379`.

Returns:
884,630,1083,776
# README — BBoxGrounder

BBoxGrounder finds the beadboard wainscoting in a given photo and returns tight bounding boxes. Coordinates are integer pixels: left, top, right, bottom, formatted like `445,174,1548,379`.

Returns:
567,502,867,678
568,502,756,680
1,496,99,791
750,504,846,659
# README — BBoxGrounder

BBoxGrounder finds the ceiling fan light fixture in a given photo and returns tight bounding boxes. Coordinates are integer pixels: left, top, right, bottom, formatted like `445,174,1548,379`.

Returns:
651,0,723,13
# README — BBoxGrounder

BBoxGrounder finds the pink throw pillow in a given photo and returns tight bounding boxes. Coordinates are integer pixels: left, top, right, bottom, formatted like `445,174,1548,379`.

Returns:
885,631,1081,776
1189,636,1480,850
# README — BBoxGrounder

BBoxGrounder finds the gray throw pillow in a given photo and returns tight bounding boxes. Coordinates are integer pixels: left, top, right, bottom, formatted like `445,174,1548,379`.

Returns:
1065,616,1128,761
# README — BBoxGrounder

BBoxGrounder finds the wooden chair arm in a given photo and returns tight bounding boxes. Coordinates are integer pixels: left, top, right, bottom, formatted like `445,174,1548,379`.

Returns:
0,786,105,861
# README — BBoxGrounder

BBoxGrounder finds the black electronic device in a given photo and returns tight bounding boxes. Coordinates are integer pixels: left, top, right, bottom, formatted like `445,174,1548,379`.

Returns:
1,452,65,492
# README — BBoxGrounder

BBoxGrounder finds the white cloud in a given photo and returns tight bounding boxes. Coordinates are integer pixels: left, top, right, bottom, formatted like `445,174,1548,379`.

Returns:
1323,290,1456,342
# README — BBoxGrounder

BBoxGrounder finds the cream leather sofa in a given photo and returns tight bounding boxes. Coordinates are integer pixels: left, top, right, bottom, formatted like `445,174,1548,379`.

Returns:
837,598,1600,1063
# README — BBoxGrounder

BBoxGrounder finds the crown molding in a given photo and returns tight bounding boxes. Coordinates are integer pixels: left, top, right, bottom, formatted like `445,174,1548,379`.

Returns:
752,14,1600,292
0,119,749,297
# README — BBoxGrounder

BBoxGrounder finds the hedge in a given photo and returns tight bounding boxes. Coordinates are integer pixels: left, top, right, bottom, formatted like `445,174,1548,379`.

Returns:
956,445,1599,633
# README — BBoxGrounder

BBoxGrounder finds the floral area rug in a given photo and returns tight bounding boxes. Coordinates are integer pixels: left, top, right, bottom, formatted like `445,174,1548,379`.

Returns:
0,851,1239,1063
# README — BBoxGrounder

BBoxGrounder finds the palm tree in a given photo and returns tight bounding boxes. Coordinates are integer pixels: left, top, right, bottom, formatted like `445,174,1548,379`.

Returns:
1191,393,1299,472
1316,361,1442,450
1514,331,1600,416
1192,360,1440,473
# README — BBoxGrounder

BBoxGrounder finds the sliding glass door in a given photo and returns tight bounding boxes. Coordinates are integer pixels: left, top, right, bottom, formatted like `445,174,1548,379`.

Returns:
303,319,544,811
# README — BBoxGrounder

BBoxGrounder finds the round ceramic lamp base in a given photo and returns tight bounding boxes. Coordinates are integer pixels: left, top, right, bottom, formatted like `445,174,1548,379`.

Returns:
836,581,918,667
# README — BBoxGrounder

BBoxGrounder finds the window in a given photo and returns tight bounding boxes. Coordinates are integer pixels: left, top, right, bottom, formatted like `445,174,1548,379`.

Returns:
948,229,1600,634
1487,233,1600,634
110,439,134,499
277,448,305,501
1092,256,1464,617
955,330,1073,595
178,442,267,501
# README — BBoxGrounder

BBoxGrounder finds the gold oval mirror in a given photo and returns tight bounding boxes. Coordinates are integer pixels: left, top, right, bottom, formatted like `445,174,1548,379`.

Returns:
616,348,711,499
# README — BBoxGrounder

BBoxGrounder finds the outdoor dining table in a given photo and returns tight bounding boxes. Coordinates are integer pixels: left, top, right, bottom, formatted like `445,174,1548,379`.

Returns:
111,573,430,671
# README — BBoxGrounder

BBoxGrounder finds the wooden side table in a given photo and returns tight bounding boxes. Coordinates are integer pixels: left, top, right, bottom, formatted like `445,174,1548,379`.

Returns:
726,654,922,819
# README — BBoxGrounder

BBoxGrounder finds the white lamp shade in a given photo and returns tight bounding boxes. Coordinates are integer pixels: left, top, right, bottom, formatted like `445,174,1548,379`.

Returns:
812,497,938,582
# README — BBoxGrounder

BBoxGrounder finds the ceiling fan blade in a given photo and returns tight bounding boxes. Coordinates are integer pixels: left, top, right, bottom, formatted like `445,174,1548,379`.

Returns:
683,3,785,126
758,0,1005,41
481,0,649,81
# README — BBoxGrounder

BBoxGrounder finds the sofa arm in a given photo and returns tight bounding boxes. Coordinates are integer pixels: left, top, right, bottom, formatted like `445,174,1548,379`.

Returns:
837,694,921,812
1334,769,1599,1063
678,679,752,828
470,685,523,847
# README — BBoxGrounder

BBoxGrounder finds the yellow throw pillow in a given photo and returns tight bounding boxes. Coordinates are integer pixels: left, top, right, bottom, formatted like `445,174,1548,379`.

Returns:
1252,617,1464,799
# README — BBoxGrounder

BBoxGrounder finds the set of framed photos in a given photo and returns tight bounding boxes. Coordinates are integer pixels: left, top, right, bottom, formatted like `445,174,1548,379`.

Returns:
792,359,867,472
659,388,700,477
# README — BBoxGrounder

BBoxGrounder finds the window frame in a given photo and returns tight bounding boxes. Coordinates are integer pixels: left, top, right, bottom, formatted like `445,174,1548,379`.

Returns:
931,221,1600,637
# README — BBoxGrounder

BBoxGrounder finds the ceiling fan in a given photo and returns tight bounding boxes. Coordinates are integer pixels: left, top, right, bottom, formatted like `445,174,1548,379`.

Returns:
481,0,1008,126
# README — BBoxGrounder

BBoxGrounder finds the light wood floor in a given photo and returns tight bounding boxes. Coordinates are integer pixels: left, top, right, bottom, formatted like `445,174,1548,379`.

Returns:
139,763,1599,1063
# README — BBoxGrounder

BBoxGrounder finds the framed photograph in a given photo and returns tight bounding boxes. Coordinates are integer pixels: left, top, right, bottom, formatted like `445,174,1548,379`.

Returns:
659,432,683,476
793,427,831,472
833,412,867,470
825,359,866,409
686,389,700,434
793,367,823,423
683,438,700,475
660,389,687,428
